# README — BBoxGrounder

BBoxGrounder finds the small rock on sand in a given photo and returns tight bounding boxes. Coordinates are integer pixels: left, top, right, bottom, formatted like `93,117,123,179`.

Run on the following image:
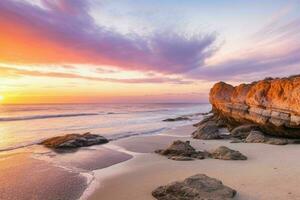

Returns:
152,174,237,200
210,146,247,160
231,124,259,139
155,140,207,161
245,130,288,145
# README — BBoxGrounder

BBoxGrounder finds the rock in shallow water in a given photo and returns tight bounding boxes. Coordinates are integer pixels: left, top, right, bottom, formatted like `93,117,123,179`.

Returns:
152,174,237,200
40,132,109,149
163,116,190,122
210,146,247,160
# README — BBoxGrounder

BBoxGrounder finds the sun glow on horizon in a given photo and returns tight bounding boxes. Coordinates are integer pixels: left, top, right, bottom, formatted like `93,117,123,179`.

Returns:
0,95,4,102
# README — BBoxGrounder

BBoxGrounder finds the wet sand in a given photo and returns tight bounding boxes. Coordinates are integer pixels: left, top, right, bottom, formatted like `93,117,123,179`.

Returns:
88,125,300,200
0,151,86,200
0,145,133,200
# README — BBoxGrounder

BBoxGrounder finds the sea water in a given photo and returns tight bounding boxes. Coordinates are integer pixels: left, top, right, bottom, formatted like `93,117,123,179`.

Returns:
0,103,211,152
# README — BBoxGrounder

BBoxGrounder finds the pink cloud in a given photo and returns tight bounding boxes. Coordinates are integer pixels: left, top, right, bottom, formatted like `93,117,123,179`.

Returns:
0,0,216,74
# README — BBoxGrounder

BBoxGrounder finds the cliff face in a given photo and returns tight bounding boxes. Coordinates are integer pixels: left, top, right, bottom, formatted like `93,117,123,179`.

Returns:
209,75,300,138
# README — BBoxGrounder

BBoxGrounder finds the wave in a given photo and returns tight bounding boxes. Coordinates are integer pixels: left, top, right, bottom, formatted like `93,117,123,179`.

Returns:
0,113,99,122
0,140,42,152
108,127,167,141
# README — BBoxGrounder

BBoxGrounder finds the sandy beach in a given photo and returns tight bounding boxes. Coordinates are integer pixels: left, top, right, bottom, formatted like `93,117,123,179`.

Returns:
88,125,300,200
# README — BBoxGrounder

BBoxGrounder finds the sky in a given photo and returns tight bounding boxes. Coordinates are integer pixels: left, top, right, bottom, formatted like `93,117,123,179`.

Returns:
0,0,300,104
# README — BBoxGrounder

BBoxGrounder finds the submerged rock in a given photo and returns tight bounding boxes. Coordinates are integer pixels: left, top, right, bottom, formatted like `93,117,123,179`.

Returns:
155,140,207,160
209,75,300,138
40,132,109,149
152,174,237,200
163,116,190,122
210,146,247,160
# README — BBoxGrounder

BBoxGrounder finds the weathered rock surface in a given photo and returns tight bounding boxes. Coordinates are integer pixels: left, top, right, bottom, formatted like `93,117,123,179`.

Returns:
40,132,109,149
152,174,237,200
155,140,207,160
192,120,221,139
209,75,300,138
230,124,259,139
192,116,231,140
245,130,289,145
210,146,247,160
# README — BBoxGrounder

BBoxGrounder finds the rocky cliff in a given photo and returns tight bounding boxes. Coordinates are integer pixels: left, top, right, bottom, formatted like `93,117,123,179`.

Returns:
209,75,300,138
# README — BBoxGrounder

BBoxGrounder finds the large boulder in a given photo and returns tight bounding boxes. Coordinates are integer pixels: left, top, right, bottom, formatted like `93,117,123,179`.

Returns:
210,146,247,160
155,140,207,160
209,75,300,138
40,132,109,149
152,174,236,200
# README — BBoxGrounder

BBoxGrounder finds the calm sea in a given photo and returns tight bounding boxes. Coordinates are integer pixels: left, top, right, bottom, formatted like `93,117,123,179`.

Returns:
0,103,211,152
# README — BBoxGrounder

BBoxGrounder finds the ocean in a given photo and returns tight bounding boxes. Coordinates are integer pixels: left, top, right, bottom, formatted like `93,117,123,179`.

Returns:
0,103,211,152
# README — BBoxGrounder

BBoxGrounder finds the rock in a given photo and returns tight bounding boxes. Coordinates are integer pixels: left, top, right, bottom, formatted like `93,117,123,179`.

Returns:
168,156,194,161
245,130,268,143
266,138,289,145
155,140,207,160
152,174,237,200
231,124,259,139
192,120,222,140
163,116,190,122
40,132,109,149
245,130,289,145
193,115,214,127
210,146,247,160
209,75,300,138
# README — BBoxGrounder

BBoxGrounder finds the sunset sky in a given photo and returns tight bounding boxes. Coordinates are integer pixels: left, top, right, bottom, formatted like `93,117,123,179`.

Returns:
0,0,300,104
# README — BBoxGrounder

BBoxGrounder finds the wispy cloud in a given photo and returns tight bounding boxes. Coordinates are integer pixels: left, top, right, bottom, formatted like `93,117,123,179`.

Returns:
188,3,300,82
0,66,191,84
0,0,216,74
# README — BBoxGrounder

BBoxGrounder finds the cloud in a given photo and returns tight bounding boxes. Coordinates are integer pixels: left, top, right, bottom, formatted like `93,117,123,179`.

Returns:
188,47,300,81
1,0,299,84
0,66,191,84
187,6,300,82
0,0,216,74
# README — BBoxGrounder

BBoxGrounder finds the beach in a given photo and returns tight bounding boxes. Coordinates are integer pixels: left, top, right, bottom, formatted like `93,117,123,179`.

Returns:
87,125,300,200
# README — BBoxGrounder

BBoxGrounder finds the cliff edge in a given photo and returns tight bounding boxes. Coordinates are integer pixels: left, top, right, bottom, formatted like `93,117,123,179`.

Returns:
209,75,300,138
